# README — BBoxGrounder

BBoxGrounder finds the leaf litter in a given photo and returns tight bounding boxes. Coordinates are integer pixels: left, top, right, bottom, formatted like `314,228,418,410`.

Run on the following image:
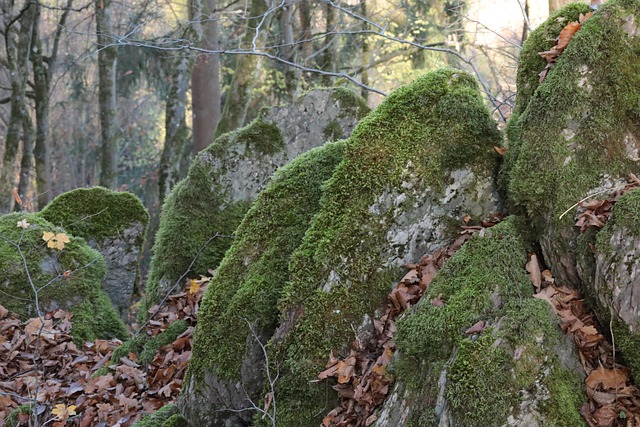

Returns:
0,277,209,426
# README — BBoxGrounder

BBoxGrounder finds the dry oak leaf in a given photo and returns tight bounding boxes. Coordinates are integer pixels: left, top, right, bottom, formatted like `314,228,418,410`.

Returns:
586,366,629,390
557,21,582,51
42,232,70,250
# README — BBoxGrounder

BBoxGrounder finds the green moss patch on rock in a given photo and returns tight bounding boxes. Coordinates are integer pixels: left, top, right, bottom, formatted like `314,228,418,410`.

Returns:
0,213,127,343
265,69,501,427
180,140,348,426
132,404,189,427
144,89,368,317
505,0,640,287
40,187,149,317
390,218,586,427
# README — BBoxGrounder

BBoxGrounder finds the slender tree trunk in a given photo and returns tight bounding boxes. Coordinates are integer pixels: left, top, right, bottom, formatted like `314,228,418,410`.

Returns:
359,0,369,103
298,0,313,65
190,0,221,155
320,2,336,86
159,54,192,202
215,0,271,137
30,0,72,208
96,0,119,189
1,3,35,212
16,106,35,210
280,0,296,97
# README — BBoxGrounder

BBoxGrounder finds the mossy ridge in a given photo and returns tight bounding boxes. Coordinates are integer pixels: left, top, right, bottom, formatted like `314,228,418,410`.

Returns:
187,141,347,388
507,0,640,232
266,69,501,426
395,218,586,426
0,213,127,343
40,187,149,245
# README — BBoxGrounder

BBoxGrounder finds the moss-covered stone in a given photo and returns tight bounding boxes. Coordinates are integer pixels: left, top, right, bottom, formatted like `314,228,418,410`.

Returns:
392,218,586,426
144,89,368,318
264,69,501,426
504,0,640,286
180,141,348,426
40,187,149,316
0,213,127,343
139,319,188,366
5,404,32,427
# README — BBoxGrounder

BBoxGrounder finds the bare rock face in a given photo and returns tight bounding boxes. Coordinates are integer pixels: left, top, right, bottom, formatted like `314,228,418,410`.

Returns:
144,88,369,313
40,187,148,319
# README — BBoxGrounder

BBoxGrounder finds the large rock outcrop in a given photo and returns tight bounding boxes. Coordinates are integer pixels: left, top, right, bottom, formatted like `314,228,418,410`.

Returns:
40,187,149,318
378,218,586,427
0,212,127,342
181,68,502,426
504,0,640,380
144,88,369,313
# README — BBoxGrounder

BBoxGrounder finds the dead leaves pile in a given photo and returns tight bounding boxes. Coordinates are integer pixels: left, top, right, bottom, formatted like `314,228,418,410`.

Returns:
318,213,505,427
0,278,209,426
538,12,593,82
575,174,640,233
529,257,640,426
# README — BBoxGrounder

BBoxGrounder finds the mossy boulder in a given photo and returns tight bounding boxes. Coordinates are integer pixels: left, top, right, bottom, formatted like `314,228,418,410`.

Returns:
132,404,189,427
0,213,127,343
180,140,348,426
40,187,149,317
376,218,586,427
251,69,500,426
144,88,369,315
504,0,640,287
590,189,640,381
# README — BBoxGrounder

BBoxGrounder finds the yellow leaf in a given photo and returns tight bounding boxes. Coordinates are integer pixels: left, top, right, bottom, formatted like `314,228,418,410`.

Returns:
42,232,70,250
189,279,201,294
51,403,76,420
16,219,30,229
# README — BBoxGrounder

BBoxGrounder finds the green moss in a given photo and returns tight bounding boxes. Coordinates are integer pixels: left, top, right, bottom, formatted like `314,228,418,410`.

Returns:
266,69,501,426
187,141,347,390
91,366,111,378
5,404,32,427
396,219,586,426
139,320,188,365
323,120,343,141
133,404,188,427
329,87,371,119
111,335,146,364
208,117,284,158
612,319,640,382
39,187,149,245
506,0,640,242
0,213,127,342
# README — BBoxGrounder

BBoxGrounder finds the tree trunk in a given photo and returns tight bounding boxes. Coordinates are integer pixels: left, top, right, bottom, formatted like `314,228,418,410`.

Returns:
159,54,192,202
1,3,35,212
215,0,271,137
16,106,35,210
280,0,297,97
96,0,119,189
359,0,369,103
190,0,221,155
320,2,336,86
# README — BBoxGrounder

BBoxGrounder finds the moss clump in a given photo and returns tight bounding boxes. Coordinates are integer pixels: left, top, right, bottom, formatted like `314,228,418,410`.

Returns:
396,218,586,426
186,141,347,400
40,187,149,245
505,0,640,247
139,320,188,365
0,213,127,343
132,404,188,427
329,87,371,119
266,69,501,426
5,404,32,427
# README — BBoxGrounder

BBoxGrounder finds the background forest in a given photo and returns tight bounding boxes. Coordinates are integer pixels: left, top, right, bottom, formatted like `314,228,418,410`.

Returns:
0,0,578,270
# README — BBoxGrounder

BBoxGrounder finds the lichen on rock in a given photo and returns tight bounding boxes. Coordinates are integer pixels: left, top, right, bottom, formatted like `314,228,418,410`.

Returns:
144,88,369,316
262,68,501,426
0,212,127,343
386,218,586,427
180,140,348,426
40,187,149,318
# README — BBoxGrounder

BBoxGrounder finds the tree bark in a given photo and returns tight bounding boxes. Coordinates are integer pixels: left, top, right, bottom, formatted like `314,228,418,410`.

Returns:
1,3,35,212
320,2,336,86
280,0,296,97
190,0,221,155
96,0,119,189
